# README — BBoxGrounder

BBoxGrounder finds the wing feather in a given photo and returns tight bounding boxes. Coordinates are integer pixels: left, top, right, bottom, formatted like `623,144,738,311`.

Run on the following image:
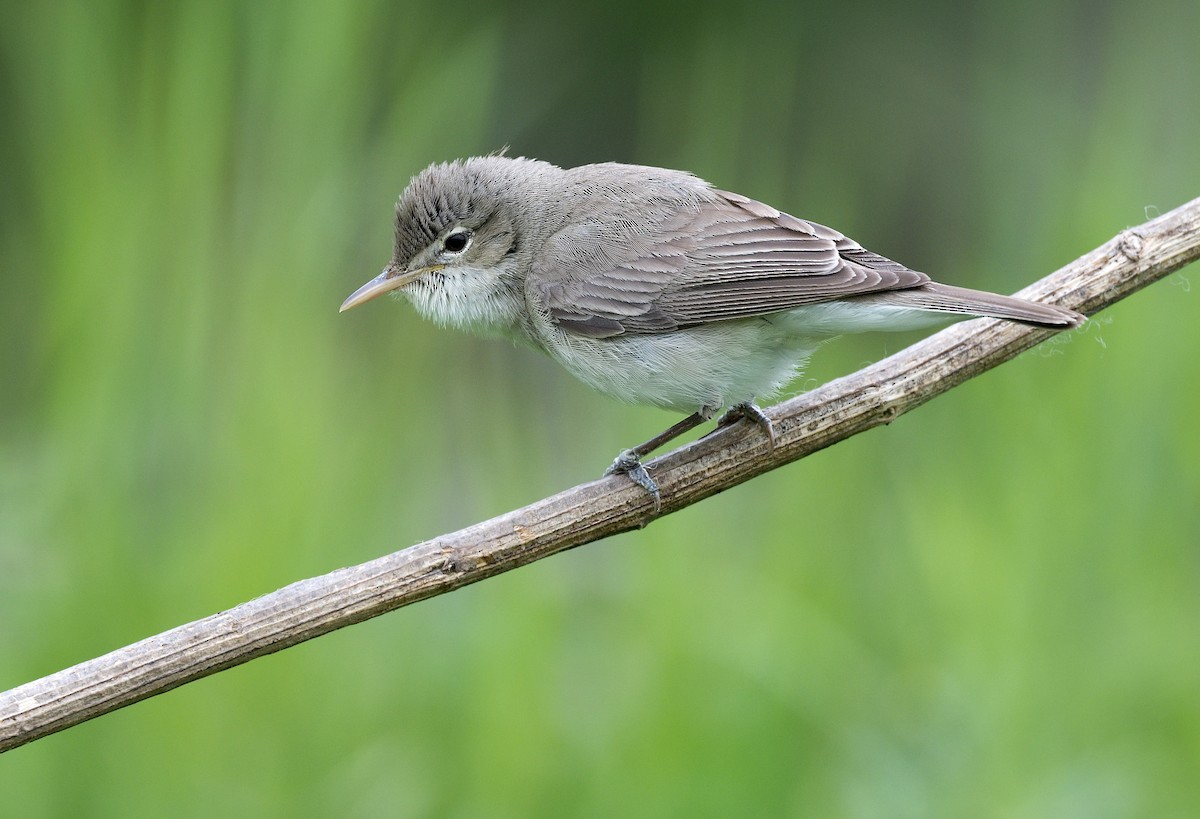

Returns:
532,188,929,337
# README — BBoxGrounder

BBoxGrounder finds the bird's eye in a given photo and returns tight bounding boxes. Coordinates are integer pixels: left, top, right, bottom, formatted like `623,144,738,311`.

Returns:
443,229,471,254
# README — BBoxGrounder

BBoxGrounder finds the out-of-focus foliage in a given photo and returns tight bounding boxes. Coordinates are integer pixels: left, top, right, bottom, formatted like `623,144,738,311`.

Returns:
2,1,1198,815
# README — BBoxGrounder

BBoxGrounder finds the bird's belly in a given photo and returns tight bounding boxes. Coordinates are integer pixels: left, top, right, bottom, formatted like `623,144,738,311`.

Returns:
547,320,821,414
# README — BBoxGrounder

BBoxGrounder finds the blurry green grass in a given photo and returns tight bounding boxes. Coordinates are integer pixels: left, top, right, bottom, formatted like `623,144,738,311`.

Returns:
2,1,1199,816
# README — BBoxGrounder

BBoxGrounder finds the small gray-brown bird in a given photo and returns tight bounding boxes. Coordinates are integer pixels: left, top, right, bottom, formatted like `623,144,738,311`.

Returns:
341,156,1082,501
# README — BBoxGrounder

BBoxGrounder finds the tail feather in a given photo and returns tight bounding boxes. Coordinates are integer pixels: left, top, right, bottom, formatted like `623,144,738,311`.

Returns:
861,282,1085,329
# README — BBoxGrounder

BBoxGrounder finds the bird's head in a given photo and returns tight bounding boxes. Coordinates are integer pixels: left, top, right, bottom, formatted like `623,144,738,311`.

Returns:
340,156,555,337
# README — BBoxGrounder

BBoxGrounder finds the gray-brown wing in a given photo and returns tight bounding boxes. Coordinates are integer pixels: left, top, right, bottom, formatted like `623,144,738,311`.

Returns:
533,189,930,338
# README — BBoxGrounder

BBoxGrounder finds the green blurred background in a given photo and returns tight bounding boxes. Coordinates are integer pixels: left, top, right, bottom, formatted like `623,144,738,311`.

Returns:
2,0,1198,815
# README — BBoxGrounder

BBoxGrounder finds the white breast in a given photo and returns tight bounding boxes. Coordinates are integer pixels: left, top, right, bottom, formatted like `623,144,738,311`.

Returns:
541,318,824,415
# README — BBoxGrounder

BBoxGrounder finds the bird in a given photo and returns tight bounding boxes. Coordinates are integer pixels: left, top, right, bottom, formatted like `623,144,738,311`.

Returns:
340,155,1083,504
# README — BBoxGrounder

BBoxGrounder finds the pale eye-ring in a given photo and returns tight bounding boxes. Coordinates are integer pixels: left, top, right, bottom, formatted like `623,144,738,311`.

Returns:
443,229,472,254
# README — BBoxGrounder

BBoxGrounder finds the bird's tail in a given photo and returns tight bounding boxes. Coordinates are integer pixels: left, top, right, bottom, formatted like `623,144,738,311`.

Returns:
859,282,1085,328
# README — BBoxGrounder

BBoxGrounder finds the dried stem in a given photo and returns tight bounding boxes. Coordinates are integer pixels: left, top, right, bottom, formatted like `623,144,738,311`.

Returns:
2,197,1198,753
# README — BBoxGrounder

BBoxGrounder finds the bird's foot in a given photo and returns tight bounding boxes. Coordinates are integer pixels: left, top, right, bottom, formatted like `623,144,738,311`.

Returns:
715,402,776,449
605,449,661,510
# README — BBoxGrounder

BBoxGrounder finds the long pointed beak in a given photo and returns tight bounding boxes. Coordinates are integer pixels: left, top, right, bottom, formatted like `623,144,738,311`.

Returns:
339,264,442,312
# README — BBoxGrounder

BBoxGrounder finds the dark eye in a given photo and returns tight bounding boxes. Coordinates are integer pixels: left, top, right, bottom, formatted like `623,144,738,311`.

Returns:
443,230,471,253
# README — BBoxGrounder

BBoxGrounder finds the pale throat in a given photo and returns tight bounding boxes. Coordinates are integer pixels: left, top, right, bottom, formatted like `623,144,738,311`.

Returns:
403,264,527,339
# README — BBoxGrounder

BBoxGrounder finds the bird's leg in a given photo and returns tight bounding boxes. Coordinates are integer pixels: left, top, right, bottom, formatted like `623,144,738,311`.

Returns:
713,402,776,449
605,410,710,507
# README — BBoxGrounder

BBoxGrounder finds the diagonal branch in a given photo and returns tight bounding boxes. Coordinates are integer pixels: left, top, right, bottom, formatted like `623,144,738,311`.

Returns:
3,197,1198,753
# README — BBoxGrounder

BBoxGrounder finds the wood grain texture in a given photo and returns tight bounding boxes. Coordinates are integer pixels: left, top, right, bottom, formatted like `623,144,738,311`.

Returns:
2,197,1197,753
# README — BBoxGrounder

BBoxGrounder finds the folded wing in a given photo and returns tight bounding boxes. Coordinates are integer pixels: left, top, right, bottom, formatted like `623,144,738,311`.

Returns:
533,190,928,338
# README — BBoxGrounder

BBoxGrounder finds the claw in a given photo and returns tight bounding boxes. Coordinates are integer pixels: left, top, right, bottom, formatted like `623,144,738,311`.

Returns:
716,402,776,450
605,449,662,510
